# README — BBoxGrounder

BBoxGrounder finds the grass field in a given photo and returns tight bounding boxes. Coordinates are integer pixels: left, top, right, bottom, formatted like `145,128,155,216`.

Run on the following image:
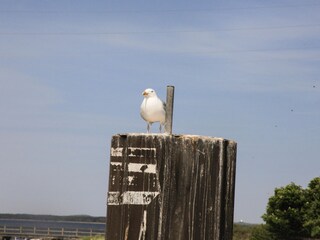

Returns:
233,223,258,240
81,235,105,240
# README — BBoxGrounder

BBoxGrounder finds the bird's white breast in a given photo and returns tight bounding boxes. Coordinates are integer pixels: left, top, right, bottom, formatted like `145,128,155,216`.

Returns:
140,97,165,124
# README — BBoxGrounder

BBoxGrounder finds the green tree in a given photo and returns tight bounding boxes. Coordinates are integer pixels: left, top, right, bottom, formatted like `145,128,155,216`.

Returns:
304,177,320,237
262,183,308,239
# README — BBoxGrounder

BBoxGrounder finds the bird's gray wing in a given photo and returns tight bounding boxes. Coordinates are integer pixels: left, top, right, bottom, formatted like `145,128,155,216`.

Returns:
162,101,166,111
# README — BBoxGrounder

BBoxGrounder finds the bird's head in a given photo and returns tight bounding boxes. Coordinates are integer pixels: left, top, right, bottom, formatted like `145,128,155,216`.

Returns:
142,88,157,98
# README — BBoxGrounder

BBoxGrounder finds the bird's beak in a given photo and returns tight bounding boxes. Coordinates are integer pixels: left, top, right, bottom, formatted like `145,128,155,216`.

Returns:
142,91,148,96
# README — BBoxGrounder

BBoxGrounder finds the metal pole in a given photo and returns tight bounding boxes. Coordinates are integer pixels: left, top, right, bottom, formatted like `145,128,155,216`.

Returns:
165,85,175,134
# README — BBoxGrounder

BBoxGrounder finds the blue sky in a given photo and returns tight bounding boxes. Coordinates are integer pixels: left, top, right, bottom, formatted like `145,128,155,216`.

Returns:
0,0,319,223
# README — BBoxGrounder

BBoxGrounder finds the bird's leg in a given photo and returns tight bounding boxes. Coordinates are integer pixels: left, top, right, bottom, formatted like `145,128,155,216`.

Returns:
147,123,151,133
160,122,166,133
160,123,166,133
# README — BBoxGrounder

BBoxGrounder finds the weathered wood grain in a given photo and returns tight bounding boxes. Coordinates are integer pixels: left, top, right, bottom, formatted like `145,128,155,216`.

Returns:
106,134,237,240
164,86,174,134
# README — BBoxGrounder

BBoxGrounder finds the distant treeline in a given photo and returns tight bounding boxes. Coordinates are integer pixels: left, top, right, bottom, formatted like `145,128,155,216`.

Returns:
0,214,106,223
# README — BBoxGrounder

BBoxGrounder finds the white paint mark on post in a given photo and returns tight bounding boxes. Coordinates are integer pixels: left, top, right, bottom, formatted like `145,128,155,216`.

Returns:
138,210,147,240
111,147,156,157
110,162,157,173
128,147,156,157
111,147,123,157
110,162,122,166
128,147,156,151
107,192,120,204
143,210,147,239
128,176,135,185
108,191,159,205
128,163,156,173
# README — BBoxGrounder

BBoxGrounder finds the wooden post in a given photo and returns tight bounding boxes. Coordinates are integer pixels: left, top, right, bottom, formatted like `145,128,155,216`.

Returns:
106,134,237,240
165,86,174,134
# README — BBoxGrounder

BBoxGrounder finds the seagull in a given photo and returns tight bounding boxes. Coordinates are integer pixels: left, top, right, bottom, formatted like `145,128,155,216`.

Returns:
140,88,166,133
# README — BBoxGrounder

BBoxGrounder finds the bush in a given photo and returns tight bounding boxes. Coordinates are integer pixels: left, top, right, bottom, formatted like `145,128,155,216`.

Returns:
250,224,276,240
